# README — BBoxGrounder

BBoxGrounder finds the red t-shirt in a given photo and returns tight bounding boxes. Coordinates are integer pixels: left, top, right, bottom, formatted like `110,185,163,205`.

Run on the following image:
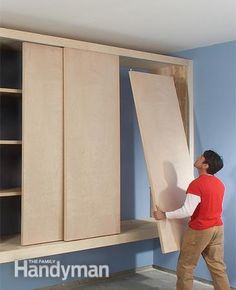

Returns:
187,174,224,230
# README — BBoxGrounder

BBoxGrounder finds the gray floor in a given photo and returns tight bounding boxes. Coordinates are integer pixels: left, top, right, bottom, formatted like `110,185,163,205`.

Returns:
54,268,214,290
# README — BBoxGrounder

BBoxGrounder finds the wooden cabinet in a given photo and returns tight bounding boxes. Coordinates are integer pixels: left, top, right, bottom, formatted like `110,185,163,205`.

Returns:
0,28,193,261
0,41,121,246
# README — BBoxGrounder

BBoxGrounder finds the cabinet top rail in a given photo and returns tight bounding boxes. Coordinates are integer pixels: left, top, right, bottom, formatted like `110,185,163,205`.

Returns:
0,27,190,66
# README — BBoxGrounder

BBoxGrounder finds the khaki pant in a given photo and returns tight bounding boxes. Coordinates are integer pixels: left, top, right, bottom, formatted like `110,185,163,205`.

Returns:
177,225,231,290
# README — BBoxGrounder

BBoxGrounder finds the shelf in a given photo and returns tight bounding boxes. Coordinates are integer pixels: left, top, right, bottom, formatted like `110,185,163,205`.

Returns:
0,88,22,95
0,219,159,263
0,140,22,145
0,188,21,197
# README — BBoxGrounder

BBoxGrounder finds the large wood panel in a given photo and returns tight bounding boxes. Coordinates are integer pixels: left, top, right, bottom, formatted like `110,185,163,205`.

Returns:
21,43,63,245
64,48,120,241
129,71,194,253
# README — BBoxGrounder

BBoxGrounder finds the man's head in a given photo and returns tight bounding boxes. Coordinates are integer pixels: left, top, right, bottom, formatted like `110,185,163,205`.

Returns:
194,150,223,175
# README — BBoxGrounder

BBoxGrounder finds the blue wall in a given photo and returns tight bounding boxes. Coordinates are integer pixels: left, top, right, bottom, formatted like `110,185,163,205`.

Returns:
0,68,152,290
120,67,150,220
153,41,236,288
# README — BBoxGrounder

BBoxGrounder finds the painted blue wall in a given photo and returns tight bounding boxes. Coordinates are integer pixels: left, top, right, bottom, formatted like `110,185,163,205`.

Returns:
153,41,236,288
120,67,150,220
0,68,152,290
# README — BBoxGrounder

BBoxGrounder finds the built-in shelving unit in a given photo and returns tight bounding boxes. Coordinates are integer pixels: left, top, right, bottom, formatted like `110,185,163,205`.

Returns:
0,28,193,262
0,43,22,239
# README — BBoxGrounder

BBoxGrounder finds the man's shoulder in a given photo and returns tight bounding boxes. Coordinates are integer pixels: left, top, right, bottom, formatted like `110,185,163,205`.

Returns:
187,177,202,192
211,175,225,189
192,175,225,188
190,176,202,185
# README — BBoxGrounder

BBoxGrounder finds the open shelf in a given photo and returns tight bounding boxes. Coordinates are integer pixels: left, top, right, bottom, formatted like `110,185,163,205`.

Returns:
0,140,22,145
0,40,22,246
0,188,21,197
0,219,158,263
0,93,22,140
0,88,22,95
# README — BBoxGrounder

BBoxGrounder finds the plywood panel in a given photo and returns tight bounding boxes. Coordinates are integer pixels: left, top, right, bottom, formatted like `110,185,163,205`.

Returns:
129,71,194,253
64,48,120,241
22,43,63,245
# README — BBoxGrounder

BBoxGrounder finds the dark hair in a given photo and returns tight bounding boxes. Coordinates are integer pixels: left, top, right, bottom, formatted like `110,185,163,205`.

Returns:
203,150,223,175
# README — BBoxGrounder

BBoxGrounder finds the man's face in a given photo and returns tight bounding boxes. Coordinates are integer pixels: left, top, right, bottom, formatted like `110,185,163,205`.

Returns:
194,154,207,169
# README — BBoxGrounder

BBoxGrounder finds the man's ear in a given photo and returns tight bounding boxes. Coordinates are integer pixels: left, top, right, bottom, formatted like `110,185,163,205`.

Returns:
203,163,209,170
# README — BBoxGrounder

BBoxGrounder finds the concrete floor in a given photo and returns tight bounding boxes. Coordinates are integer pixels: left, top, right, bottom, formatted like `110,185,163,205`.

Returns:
60,268,214,290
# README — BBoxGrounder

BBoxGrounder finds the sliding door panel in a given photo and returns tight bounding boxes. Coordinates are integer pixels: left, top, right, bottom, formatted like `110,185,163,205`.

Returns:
64,48,120,241
22,43,63,245
129,71,193,253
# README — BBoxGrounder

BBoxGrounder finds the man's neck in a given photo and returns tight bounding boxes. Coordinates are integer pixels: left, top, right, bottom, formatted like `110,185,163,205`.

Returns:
198,169,211,176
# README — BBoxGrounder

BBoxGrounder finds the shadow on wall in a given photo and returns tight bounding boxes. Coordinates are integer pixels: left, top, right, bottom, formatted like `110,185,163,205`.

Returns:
158,161,186,212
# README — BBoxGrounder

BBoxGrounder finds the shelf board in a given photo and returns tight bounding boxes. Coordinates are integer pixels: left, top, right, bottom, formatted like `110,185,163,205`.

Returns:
0,188,21,197
0,219,159,263
0,140,22,145
0,88,22,95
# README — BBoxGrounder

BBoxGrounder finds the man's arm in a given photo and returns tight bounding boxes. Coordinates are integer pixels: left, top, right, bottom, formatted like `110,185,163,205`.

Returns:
153,193,201,220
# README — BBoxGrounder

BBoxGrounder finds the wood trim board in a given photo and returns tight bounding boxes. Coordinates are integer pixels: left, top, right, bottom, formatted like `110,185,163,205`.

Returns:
129,71,194,253
0,28,189,66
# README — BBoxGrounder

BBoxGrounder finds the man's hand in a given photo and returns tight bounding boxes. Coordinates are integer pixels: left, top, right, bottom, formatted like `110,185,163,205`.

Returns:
153,206,166,220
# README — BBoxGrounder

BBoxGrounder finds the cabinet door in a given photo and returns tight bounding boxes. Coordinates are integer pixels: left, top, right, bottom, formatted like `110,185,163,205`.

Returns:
64,48,120,241
129,71,193,253
21,43,63,245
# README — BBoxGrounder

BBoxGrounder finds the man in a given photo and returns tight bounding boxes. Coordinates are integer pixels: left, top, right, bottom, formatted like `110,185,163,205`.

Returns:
154,150,231,290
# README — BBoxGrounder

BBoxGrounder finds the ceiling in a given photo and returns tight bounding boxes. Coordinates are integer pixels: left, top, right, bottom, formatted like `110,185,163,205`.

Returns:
0,0,235,53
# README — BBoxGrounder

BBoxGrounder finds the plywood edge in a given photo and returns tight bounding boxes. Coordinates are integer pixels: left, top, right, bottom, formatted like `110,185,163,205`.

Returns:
21,42,27,246
0,219,158,263
0,27,189,66
186,61,194,164
0,140,22,144
0,88,22,95
0,188,21,197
